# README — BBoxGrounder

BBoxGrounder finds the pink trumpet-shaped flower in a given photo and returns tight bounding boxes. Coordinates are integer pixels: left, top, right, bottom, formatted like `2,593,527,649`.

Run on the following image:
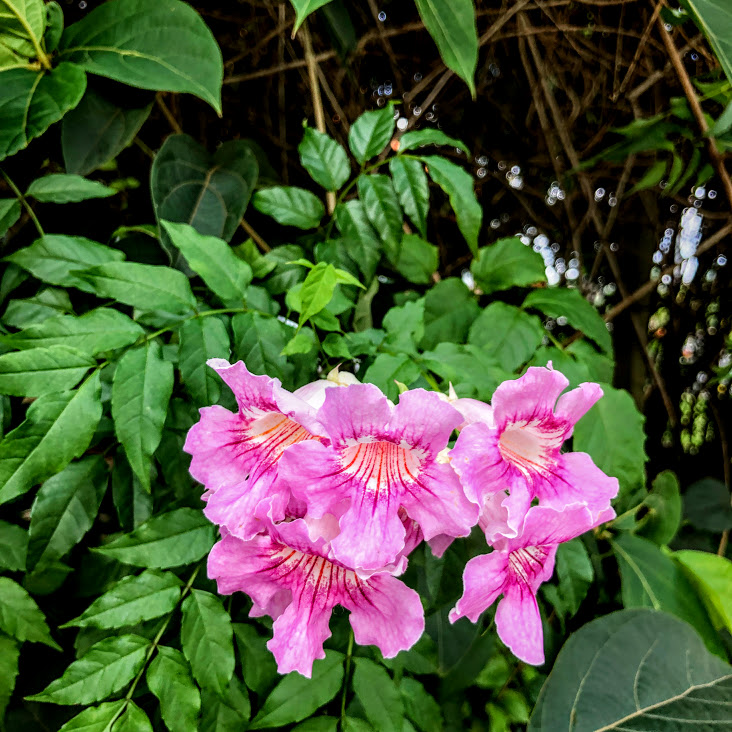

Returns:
208,517,425,677
450,503,613,665
277,383,479,572
450,366,618,536
184,360,325,540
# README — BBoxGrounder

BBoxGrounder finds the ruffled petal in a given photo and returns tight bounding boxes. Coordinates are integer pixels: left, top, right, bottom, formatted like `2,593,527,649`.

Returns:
495,583,545,665
509,504,598,550
554,382,603,436
449,551,508,623
427,534,454,558
451,397,495,429
479,489,528,544
491,367,569,429
346,573,425,658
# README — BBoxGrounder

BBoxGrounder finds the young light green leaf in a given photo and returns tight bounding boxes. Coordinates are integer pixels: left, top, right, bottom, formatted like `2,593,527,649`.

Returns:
57,700,127,732
27,455,107,571
298,126,350,191
232,312,293,384
0,372,103,505
334,200,381,281
0,576,59,649
112,341,173,491
389,157,429,239
27,635,150,705
357,173,403,251
0,308,144,354
414,0,478,97
63,570,182,629
249,652,344,729
333,268,365,289
471,237,546,295
26,174,116,203
57,0,223,112
352,657,404,732
6,234,124,292
392,234,438,285
147,646,201,732
299,263,338,325
674,550,732,635
0,199,21,237
179,316,230,407
200,676,251,732
94,508,215,568
181,589,235,696
0,345,95,397
0,520,28,571
282,327,317,356
289,0,334,34
421,156,481,255
0,635,19,721
398,129,469,156
161,221,252,303
252,186,325,229
348,106,395,164
76,262,196,314
0,0,46,65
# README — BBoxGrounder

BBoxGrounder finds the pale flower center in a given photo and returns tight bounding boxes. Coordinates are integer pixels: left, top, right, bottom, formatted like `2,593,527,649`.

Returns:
246,413,312,465
507,545,549,586
340,440,422,494
497,421,561,477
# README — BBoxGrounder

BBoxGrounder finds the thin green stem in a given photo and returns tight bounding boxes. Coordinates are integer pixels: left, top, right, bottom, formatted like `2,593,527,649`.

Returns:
1,168,44,237
339,628,355,729
0,0,51,69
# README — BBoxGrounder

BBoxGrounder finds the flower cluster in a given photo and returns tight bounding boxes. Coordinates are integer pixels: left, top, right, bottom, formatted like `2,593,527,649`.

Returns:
185,360,618,676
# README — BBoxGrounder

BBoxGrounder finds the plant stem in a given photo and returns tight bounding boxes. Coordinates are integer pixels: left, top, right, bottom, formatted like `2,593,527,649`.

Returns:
0,168,44,237
339,628,355,729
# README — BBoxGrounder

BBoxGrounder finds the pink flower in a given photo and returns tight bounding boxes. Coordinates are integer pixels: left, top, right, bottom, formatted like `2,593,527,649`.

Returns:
450,366,618,537
277,383,479,572
208,517,425,677
184,360,325,540
450,503,613,665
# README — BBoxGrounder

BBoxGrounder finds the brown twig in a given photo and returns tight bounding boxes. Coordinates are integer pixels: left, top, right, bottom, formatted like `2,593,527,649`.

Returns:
155,94,183,134
240,218,271,253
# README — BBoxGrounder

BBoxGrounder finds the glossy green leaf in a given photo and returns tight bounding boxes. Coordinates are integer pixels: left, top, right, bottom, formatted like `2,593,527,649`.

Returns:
0,198,21,236
2,286,73,328
147,646,201,732
57,0,222,111
249,651,344,729
541,537,593,625
528,609,732,731
26,174,116,203
352,657,404,732
348,106,395,164
181,589,235,696
57,701,127,732
298,126,349,191
289,0,334,34
232,312,293,383
471,237,545,295
421,156,481,255
27,634,150,705
399,129,469,156
524,287,612,354
638,470,682,545
420,278,479,350
334,200,381,281
0,576,59,648
0,372,103,505
392,234,438,285
299,262,338,325
0,519,27,571
27,455,107,570
179,316,230,407
63,570,182,629
364,353,421,402
682,0,732,84
0,345,95,396
6,234,124,293
95,508,215,568
151,134,258,244
77,262,196,315
233,623,278,696
291,719,338,732
44,1,64,54
0,64,86,162
112,341,173,491
0,634,19,720
357,173,403,251
111,450,153,532
114,702,153,732
675,550,732,635
252,186,325,229
399,677,442,732
389,157,429,239
200,676,251,732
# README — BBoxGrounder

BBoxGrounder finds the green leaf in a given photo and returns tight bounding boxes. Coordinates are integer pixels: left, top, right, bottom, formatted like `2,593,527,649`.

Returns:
57,0,222,112
392,234,438,285
252,186,324,229
95,508,215,568
573,384,646,498
334,200,381,281
112,341,173,491
147,646,201,732
2,286,73,328
352,657,404,732
364,353,421,402
111,450,153,532
27,634,150,705
348,106,395,165
114,702,153,732
541,537,593,624
57,701,127,732
0,372,103,505
0,64,86,162
683,478,732,532
249,651,344,729
399,129,469,156
63,570,182,629
291,719,338,732
299,262,338,325
0,519,27,571
611,533,725,656
200,676,251,732
414,0,477,96
626,158,667,195
468,302,544,372
0,198,21,236
233,623,278,696
44,1,64,55
637,470,682,545
0,0,46,66
357,174,403,251
179,316,230,407
675,550,732,635
6,234,124,292
298,126,349,191
0,308,144,355
528,609,732,731
0,576,59,649
289,0,334,34
681,0,732,84
421,156,481,255
471,237,545,295
0,634,19,720
62,88,152,176
232,312,293,383
399,678,442,732
76,262,196,314
26,174,116,203
181,589,235,696
389,157,429,239
27,455,107,570
524,287,612,354
0,345,95,397
151,134,258,244
420,278,479,350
